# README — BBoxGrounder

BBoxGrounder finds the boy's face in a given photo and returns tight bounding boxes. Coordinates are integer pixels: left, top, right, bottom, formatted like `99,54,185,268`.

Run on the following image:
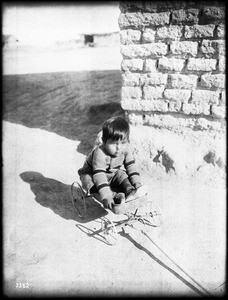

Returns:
104,138,128,157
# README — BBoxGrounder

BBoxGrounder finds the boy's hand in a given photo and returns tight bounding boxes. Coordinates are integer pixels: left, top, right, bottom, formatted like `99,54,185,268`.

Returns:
103,198,114,209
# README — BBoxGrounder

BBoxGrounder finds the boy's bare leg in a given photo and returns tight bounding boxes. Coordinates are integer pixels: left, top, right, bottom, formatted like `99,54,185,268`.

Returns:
120,178,137,201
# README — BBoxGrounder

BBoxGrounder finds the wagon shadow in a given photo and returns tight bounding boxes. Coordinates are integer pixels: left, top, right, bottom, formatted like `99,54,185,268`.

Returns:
119,230,206,297
20,171,107,223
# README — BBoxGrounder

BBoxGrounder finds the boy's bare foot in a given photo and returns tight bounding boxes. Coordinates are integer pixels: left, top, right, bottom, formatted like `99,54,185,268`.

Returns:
136,185,148,197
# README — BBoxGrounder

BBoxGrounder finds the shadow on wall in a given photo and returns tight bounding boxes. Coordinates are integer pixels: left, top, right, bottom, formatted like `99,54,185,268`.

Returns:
3,70,124,156
20,171,107,223
153,150,175,173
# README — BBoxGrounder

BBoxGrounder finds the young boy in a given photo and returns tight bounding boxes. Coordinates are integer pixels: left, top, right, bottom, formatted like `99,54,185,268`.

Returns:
78,116,147,210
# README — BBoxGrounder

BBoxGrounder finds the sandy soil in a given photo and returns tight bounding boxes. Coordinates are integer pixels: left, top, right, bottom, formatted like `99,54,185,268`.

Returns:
3,46,122,75
3,46,226,296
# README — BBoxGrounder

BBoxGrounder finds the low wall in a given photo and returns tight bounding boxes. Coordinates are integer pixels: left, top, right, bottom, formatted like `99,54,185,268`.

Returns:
118,1,226,181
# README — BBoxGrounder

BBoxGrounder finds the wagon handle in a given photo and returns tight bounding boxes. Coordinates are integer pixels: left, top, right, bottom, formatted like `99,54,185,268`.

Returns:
141,230,212,296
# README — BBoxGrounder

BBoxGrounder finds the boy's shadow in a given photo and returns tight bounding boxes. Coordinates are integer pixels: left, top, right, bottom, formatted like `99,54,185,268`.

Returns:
20,171,107,223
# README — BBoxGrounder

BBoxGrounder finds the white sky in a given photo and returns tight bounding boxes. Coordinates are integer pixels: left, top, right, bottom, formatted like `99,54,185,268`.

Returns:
2,2,120,45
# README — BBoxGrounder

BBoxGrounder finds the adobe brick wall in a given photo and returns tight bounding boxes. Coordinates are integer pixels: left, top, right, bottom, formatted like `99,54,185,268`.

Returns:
118,1,226,181
119,1,225,131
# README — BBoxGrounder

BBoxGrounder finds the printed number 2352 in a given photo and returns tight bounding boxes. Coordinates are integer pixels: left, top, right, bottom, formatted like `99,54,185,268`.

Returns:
16,282,29,289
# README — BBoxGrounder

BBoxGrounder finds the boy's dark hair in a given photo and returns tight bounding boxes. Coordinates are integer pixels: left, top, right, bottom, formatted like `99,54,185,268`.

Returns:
102,116,130,143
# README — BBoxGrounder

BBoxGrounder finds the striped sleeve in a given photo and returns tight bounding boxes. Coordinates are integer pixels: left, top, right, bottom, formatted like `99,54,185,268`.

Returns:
92,148,113,200
124,147,141,187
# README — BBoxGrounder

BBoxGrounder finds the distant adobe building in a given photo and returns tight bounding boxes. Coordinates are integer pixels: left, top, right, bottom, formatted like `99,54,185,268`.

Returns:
80,31,120,47
55,32,120,49
118,1,226,181
2,35,19,48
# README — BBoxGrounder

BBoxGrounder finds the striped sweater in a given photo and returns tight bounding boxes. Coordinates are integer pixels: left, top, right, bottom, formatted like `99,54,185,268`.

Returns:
78,144,141,200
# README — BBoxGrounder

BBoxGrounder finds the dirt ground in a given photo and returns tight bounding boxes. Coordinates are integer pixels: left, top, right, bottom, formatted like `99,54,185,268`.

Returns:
3,46,226,297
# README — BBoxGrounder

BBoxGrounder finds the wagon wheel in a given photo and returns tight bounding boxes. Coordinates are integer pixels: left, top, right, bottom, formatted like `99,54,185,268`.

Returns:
100,217,118,246
71,182,87,219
